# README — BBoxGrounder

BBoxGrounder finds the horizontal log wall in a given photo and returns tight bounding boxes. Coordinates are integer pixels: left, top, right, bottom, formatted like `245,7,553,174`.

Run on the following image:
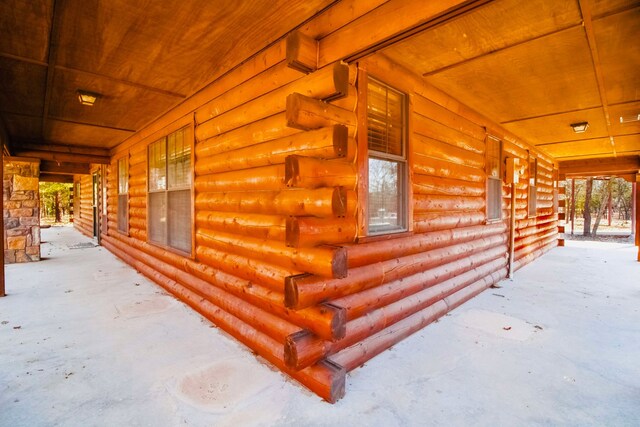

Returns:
97,3,559,403
100,38,360,402
73,171,96,238
280,53,558,385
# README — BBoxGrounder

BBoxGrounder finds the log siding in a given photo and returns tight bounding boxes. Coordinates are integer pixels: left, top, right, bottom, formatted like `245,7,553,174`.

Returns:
71,3,560,402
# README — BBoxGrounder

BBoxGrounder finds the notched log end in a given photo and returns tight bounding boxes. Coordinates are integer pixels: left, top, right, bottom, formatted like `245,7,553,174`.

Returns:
285,216,300,248
322,302,346,340
332,125,348,158
330,246,348,279
285,93,309,131
285,273,310,309
320,359,346,403
332,186,347,217
284,330,311,369
286,31,318,74
284,155,301,188
325,62,349,102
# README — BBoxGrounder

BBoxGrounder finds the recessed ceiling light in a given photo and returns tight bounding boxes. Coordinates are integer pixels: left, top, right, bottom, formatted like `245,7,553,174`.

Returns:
570,122,589,133
619,113,640,124
77,90,100,106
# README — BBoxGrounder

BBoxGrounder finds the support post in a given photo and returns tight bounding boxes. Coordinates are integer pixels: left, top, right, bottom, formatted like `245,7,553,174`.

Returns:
633,180,638,261
631,181,636,242
1,147,4,297
508,181,516,278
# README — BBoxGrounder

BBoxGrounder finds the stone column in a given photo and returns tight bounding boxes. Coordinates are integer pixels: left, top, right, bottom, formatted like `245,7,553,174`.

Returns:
3,157,40,263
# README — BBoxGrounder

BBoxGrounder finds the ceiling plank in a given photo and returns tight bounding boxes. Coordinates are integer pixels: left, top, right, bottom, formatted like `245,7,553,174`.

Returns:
318,0,489,67
578,0,616,156
0,0,52,63
423,26,601,123
540,134,640,158
45,119,134,148
53,64,186,99
503,107,608,146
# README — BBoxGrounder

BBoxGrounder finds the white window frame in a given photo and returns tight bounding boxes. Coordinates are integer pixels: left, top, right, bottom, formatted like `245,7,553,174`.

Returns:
365,77,408,236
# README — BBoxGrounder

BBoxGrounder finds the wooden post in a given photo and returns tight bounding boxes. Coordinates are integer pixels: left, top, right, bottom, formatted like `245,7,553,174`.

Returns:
631,181,636,242
633,180,639,262
0,147,4,297
508,181,516,278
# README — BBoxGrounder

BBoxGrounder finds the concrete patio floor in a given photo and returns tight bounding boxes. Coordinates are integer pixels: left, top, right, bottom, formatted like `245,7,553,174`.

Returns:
1,226,639,426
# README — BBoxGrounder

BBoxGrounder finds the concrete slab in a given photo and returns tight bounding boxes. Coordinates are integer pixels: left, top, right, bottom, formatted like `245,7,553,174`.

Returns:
1,226,639,426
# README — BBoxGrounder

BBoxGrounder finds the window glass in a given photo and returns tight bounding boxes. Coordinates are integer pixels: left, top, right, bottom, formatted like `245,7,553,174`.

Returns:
117,157,128,233
149,139,167,191
148,126,191,253
486,137,502,220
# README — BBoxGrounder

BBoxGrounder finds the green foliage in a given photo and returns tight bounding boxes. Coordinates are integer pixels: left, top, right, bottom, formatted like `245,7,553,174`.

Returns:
39,182,73,221
569,177,631,217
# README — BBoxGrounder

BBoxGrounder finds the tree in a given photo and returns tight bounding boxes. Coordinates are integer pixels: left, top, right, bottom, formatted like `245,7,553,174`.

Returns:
39,182,72,223
592,179,612,235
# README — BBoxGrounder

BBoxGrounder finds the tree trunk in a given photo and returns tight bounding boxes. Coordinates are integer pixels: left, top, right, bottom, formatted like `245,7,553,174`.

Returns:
583,178,593,236
54,191,61,222
593,180,612,236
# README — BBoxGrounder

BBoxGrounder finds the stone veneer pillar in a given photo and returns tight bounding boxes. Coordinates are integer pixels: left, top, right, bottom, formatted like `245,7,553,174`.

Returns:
3,158,40,263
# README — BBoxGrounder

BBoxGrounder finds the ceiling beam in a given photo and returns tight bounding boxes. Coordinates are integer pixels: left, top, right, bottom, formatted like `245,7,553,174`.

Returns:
39,173,74,183
41,0,63,141
579,0,616,156
13,141,109,157
559,155,640,176
11,149,109,165
40,160,91,175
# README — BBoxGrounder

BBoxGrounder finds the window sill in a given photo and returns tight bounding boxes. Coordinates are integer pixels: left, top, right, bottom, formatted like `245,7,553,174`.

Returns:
147,239,194,260
485,218,504,225
356,230,413,244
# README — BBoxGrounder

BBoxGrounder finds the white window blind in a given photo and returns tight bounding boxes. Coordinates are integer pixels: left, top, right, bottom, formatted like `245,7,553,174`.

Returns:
148,126,192,253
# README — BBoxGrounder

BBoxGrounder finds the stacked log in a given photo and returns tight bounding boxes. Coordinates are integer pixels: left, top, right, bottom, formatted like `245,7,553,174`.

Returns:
96,29,558,402
73,172,95,237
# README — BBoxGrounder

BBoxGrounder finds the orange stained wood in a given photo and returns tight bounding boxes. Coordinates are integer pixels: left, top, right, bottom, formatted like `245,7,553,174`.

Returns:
380,0,639,163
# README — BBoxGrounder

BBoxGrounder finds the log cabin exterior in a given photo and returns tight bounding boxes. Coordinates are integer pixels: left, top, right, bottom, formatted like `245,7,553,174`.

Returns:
2,0,639,402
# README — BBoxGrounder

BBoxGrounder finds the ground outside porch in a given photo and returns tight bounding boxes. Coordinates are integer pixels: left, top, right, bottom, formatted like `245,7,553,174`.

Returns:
0,226,638,426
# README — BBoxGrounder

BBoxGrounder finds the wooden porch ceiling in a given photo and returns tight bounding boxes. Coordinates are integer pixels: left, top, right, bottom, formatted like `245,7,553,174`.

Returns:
0,0,335,177
0,0,638,181
381,0,639,167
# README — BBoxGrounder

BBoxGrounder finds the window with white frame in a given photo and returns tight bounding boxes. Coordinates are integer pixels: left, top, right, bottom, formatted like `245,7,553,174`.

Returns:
528,157,538,217
366,78,408,235
117,156,128,233
148,126,192,253
486,136,502,220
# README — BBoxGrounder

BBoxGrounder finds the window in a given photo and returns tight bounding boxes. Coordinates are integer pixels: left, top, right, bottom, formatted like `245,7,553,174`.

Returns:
117,156,128,233
366,78,407,235
486,136,502,220
528,157,537,217
148,126,192,254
